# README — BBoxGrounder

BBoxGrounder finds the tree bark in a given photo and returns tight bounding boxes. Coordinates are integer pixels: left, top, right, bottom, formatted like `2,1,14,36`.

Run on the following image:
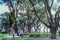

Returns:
50,27,57,39
59,32,60,37
28,26,31,33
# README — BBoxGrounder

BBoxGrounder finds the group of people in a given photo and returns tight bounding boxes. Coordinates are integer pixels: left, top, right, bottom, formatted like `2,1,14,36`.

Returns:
12,30,24,39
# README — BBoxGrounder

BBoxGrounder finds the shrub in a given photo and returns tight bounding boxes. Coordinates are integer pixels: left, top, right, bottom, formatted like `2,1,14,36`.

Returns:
29,33,40,37
25,33,51,37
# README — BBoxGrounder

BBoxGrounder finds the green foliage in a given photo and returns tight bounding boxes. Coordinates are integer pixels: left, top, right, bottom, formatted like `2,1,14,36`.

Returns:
9,13,15,27
0,33,8,37
25,33,51,37
25,32,59,37
1,12,10,29
2,18,9,25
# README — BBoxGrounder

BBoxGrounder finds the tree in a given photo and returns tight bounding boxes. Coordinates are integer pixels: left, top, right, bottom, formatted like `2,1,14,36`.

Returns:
1,12,10,33
29,0,60,39
2,0,18,35
2,0,60,39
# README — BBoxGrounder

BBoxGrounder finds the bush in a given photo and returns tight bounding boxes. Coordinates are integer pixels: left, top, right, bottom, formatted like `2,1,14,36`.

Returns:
35,34,40,37
29,34,34,37
25,33,51,37
28,33,41,37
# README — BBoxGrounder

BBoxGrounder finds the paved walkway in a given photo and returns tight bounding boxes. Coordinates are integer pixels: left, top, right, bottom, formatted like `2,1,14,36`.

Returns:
42,37,60,40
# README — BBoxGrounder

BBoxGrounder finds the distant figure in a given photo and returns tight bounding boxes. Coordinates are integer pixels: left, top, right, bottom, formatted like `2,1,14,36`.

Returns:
20,30,24,38
58,28,60,36
12,31,15,39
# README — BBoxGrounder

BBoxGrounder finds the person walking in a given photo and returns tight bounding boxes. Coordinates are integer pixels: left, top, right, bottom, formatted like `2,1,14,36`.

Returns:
20,30,24,38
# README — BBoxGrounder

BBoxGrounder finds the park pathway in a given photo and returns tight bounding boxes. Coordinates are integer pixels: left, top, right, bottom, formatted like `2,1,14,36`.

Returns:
3,35,60,40
42,37,60,40
26,37,60,40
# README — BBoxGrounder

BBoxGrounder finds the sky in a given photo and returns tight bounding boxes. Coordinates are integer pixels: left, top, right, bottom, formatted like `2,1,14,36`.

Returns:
0,0,10,14
0,4,10,14
0,0,59,14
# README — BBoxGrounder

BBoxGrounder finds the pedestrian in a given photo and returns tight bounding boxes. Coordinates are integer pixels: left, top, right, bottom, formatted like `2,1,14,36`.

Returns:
12,32,15,39
20,30,24,38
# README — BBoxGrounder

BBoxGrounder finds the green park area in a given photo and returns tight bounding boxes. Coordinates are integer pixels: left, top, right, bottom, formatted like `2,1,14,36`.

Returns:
0,0,60,40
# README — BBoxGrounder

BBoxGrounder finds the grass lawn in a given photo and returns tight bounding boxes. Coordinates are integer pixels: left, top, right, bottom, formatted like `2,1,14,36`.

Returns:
2,38,42,40
0,33,8,37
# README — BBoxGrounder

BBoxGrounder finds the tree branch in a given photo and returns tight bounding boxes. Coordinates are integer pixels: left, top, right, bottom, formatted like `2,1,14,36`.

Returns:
50,0,54,9
55,7,60,27
45,0,53,24
29,18,37,26
29,0,49,28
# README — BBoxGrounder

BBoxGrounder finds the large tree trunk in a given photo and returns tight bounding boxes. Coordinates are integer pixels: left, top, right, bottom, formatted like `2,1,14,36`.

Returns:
50,27,57,39
13,27,18,35
28,26,31,33
59,31,60,37
21,27,24,32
